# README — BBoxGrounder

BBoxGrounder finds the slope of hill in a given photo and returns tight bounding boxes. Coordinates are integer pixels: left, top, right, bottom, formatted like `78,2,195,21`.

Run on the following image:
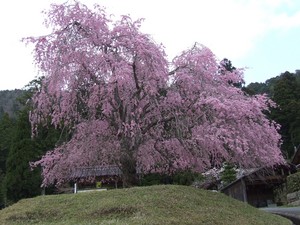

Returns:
0,89,24,119
0,185,289,225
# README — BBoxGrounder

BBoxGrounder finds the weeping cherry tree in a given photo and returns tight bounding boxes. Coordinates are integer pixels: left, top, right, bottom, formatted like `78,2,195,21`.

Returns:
27,2,284,187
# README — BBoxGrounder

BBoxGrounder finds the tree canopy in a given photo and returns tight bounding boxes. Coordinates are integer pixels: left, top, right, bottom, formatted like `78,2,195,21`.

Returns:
246,71,300,159
27,2,284,187
271,72,300,158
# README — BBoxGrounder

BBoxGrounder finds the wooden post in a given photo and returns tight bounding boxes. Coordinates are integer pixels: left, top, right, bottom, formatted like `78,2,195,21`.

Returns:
241,178,247,203
41,187,45,195
74,182,77,194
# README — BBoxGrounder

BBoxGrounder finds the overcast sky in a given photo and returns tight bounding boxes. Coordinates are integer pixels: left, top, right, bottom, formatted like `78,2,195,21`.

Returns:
1,0,300,90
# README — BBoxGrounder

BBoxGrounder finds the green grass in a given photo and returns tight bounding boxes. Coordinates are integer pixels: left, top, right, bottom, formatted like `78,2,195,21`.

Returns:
0,185,290,225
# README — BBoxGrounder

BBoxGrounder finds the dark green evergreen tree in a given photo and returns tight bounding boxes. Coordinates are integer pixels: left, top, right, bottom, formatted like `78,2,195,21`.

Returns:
271,72,300,158
0,170,5,209
244,82,268,96
220,58,236,72
247,71,300,159
0,113,14,208
0,113,14,174
220,163,237,186
5,108,42,203
0,107,4,119
5,78,62,204
220,58,245,88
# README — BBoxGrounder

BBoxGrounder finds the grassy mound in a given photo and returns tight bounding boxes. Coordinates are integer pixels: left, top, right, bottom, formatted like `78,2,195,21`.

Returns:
0,185,290,225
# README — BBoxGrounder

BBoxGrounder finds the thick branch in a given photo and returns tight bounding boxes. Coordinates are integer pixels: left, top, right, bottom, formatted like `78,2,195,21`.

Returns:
132,61,140,91
114,83,126,123
168,65,188,76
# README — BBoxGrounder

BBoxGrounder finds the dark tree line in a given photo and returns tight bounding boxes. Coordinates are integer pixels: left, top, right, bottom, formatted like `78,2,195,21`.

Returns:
0,80,61,208
246,70,300,159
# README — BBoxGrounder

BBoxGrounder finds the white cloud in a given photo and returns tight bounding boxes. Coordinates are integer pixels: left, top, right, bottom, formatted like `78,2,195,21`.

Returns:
269,11,300,29
1,0,300,89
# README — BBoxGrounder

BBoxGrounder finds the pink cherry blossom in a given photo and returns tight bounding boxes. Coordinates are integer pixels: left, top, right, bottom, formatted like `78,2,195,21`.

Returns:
26,2,284,187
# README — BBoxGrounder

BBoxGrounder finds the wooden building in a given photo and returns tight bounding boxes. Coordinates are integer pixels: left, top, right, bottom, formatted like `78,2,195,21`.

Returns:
70,165,123,192
220,165,294,207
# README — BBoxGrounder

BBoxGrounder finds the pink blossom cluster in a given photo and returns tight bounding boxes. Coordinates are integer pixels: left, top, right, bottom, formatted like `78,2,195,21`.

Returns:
27,2,284,187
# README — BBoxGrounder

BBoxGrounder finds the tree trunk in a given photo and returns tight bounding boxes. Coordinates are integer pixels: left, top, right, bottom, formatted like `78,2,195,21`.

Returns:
120,153,138,187
119,137,139,187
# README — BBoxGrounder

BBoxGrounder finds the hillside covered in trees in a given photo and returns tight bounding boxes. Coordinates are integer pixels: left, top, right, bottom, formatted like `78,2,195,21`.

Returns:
0,83,61,209
246,70,300,159
0,90,24,119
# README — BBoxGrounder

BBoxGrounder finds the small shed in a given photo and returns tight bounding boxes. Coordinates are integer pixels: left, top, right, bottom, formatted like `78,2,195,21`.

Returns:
70,165,123,192
220,165,294,207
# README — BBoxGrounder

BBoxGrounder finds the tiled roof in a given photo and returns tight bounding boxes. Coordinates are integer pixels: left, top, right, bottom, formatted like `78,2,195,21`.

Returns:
70,165,122,179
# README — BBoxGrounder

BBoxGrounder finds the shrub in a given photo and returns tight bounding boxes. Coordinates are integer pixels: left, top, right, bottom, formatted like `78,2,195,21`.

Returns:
140,170,202,186
274,183,287,205
287,171,300,193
